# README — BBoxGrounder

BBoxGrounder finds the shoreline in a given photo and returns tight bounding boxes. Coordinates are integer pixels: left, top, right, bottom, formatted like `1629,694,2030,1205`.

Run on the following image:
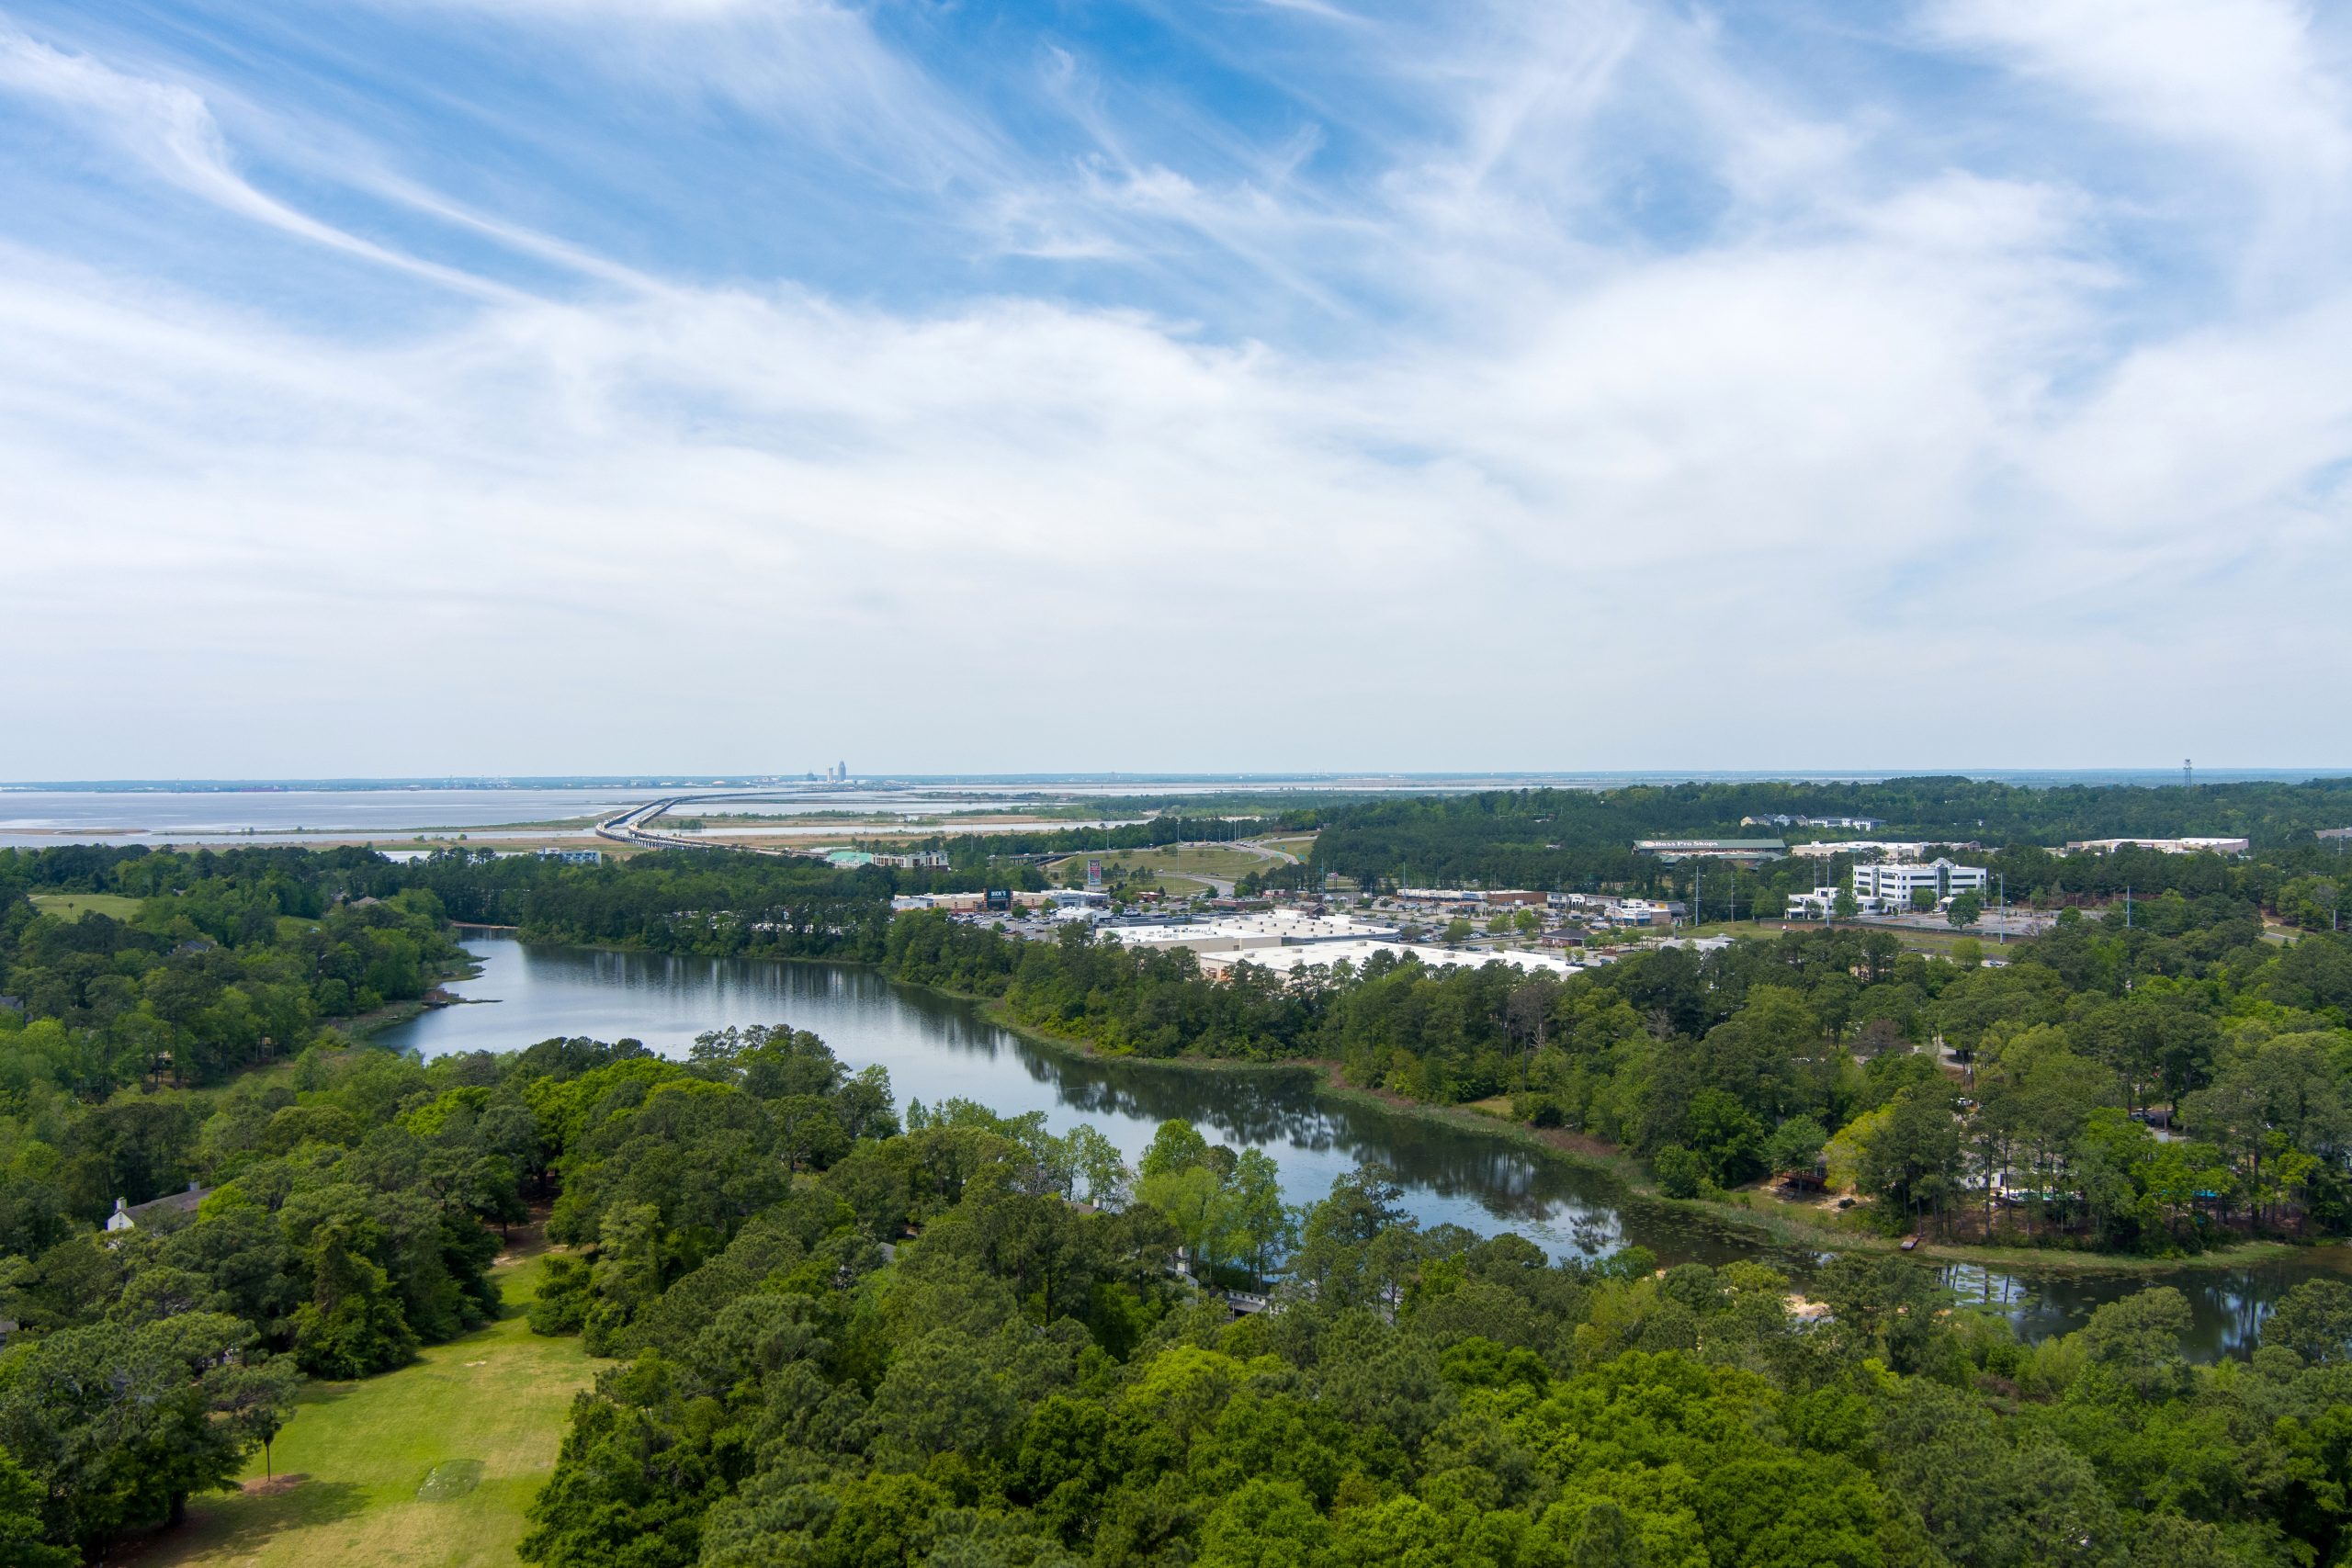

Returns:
1681,1192,2316,1276
344,950,489,1041
459,929,2344,1281
922,979,2331,1279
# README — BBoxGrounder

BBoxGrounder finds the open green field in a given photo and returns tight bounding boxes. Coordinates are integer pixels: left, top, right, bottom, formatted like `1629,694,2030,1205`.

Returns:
29,891,144,921
1848,919,2027,958
1052,845,1272,886
1103,872,1216,898
133,1237,599,1568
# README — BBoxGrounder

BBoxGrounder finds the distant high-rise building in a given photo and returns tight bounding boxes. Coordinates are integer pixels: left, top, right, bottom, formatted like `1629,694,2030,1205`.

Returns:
837,760,848,782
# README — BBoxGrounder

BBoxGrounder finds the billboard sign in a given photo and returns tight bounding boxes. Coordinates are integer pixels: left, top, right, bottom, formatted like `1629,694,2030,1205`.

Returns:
1086,858,1103,890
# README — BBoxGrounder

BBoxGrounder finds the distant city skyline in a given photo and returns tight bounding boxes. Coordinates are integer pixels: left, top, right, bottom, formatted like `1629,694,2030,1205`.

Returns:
4,1,2349,775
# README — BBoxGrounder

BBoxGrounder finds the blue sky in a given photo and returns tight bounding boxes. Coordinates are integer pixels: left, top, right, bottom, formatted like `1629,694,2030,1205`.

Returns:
2,0,2348,776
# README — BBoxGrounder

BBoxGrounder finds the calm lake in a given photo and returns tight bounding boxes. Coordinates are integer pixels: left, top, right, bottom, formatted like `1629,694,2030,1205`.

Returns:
380,937,2351,1358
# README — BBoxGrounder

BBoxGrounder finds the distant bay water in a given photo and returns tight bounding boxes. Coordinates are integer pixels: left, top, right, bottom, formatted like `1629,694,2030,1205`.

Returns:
1,770,2341,850
0,787,651,849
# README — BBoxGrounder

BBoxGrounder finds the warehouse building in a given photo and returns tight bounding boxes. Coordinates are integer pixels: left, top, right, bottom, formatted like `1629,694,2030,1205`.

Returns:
1193,941,1585,984
2062,837,2249,856
1634,839,1786,863
1100,910,1399,955
1789,840,1972,862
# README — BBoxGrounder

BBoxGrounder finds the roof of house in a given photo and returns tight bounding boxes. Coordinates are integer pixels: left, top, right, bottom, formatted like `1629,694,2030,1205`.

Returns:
124,1185,212,1223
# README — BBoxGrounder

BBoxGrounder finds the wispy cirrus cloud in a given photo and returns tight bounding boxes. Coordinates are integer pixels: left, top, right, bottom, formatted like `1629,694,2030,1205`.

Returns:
0,0,2346,773
0,26,519,299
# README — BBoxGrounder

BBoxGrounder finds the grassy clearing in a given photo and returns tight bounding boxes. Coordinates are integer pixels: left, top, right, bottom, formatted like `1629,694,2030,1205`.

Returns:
1668,919,1781,942
1049,846,1272,885
133,1235,600,1568
1258,834,1318,861
1850,920,2031,958
1680,918,2030,960
29,892,144,921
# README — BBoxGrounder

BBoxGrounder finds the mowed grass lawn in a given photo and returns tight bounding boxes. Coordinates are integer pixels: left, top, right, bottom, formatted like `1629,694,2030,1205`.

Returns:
134,1237,600,1568
29,891,144,921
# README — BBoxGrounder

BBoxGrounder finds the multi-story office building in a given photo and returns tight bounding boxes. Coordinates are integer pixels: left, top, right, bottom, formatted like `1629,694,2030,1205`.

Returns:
1851,857,1987,908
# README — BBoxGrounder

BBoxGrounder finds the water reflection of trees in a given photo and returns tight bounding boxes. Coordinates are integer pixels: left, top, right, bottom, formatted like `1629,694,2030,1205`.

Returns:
501,951,1798,1268
1032,1056,1330,1149
462,945,2349,1356
1936,1259,2352,1358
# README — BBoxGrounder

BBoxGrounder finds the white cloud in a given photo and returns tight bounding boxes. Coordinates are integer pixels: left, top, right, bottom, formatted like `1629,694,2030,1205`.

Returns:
0,4,2346,773
2025,290,2352,540
0,166,2256,771
0,27,514,299
356,0,1008,193
1926,0,2352,179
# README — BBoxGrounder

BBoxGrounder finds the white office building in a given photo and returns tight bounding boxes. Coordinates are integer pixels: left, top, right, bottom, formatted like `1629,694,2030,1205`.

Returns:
1787,886,1847,919
1851,858,1986,908
1787,886,1900,919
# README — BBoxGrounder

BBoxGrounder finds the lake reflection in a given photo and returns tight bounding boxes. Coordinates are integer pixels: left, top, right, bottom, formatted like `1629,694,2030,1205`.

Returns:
380,938,2350,1353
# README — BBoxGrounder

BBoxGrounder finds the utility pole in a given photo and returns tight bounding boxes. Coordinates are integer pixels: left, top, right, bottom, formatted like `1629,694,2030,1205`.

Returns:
2125,885,2132,929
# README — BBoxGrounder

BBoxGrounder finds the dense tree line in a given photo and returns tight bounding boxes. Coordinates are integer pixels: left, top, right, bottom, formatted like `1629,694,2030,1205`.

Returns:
0,1039,560,1555
0,1002,905,1559
1498,907,2352,1248
25,838,2340,1256
0,849,462,1101
6,819,2352,1561
871,812,1289,868
0,839,908,1559
0,841,1023,962
885,916,1321,1060
870,899,2352,1252
1301,776,2352,901
520,1098,2352,1568
523,1026,901,1354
